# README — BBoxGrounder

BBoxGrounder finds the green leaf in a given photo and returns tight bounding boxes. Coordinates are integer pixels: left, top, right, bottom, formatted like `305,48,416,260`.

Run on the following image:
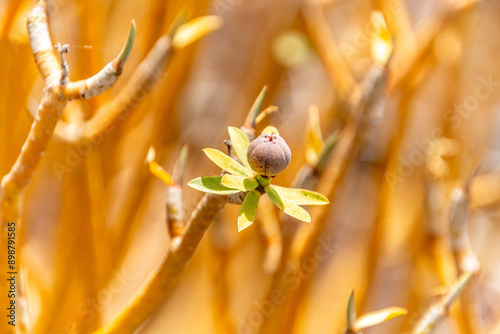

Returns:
113,20,136,70
265,185,311,222
188,176,240,195
347,290,357,332
203,148,254,177
257,174,271,187
238,190,261,231
221,174,258,192
228,127,252,171
314,131,339,172
172,144,189,184
245,86,268,128
356,307,407,329
261,126,279,136
272,185,329,206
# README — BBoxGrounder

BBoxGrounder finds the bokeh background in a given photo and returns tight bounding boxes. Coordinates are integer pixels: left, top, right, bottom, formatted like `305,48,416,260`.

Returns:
1,0,500,333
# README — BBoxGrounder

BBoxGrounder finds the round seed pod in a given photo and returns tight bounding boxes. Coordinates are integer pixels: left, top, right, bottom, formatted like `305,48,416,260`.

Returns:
247,133,291,177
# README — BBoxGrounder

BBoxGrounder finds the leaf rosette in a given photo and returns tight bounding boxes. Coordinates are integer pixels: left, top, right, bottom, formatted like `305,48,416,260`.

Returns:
188,126,329,231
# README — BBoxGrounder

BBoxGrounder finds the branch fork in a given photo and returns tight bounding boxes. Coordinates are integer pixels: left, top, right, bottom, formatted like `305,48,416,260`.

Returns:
0,2,135,332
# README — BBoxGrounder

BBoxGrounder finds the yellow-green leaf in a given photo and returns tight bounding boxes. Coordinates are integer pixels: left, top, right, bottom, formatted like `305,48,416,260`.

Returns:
356,307,407,330
188,176,240,195
173,15,223,49
315,132,339,172
305,105,324,165
261,126,279,136
228,127,253,171
148,161,171,186
257,174,271,187
203,148,254,177
347,290,357,331
265,185,311,222
145,146,171,185
244,86,267,128
172,144,189,184
238,190,261,231
221,174,258,192
272,185,329,206
255,105,278,125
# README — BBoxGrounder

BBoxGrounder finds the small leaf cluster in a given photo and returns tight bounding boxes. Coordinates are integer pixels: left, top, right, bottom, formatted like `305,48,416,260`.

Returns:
188,126,329,231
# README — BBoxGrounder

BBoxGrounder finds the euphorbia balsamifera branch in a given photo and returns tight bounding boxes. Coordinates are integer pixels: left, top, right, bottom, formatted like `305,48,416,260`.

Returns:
0,1,136,333
2,0,136,220
145,145,189,243
64,21,136,100
95,88,268,334
188,126,329,231
55,15,222,143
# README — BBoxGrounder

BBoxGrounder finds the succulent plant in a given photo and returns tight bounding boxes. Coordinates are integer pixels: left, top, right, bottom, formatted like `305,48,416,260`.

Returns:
188,125,329,231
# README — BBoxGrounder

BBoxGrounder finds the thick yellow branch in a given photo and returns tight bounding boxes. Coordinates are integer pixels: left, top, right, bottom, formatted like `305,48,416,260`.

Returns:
258,65,387,334
0,1,135,332
96,193,227,334
302,0,357,101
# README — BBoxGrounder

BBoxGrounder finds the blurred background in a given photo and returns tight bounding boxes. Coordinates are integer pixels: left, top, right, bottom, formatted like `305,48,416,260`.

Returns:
1,0,500,333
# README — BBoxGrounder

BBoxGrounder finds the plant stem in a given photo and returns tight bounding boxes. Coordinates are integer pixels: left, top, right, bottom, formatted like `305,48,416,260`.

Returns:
96,193,227,334
0,1,134,332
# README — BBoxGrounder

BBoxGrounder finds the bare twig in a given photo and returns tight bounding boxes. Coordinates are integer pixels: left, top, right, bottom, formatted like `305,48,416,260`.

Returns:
55,14,222,143
449,186,483,334
255,195,283,274
412,271,473,334
423,179,456,285
449,188,480,275
292,64,387,263
95,193,227,334
301,0,356,102
389,0,484,91
95,90,262,333
211,218,237,334
167,145,189,244
1,0,134,233
259,64,387,334
54,33,171,142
